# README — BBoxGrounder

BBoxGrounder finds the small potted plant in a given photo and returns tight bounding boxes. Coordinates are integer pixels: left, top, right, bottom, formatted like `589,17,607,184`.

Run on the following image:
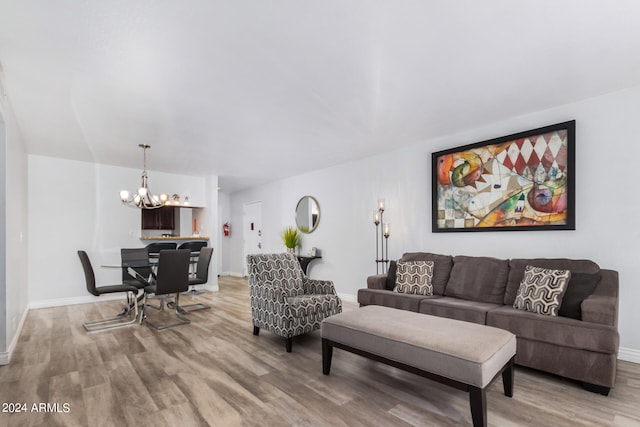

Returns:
282,226,301,254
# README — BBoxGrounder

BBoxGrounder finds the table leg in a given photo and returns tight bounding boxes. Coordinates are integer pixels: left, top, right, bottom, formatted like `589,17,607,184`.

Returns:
502,357,514,397
469,386,487,427
322,338,333,375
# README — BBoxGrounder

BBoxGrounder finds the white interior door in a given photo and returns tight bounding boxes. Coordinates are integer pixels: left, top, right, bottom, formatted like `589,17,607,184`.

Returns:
243,201,263,276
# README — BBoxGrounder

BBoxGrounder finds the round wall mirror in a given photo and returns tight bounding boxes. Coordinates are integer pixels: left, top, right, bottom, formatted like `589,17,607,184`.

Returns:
295,196,320,233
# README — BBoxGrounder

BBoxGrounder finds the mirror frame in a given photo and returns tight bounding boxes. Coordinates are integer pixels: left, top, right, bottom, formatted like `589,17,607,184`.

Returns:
295,196,320,234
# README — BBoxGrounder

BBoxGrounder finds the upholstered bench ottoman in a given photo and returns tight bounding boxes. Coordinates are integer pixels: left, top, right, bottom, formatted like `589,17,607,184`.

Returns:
321,305,516,427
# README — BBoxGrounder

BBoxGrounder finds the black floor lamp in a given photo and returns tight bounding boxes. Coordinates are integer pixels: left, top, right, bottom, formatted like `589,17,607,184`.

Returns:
373,199,390,274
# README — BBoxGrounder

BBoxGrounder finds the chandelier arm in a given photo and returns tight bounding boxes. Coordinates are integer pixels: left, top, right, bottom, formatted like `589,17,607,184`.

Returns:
120,144,165,209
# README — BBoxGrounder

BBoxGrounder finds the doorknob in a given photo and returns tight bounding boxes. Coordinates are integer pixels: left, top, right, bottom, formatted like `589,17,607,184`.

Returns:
257,242,262,249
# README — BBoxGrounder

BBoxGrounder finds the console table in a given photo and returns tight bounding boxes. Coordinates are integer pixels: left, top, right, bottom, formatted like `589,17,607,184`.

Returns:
297,255,322,275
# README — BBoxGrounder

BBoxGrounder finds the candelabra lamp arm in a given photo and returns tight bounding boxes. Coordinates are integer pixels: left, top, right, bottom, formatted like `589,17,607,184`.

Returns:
302,277,337,295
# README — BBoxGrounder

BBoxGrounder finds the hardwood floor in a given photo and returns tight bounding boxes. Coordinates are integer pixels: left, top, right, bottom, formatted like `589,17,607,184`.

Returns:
1,276,639,427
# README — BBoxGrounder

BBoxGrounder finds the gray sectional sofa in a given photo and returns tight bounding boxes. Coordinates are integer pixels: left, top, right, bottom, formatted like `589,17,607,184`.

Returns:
357,252,619,395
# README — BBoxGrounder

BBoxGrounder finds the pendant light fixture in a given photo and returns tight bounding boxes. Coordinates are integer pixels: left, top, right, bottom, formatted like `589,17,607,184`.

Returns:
120,144,167,209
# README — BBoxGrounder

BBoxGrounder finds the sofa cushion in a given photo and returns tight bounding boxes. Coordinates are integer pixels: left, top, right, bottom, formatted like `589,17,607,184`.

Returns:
505,258,600,305
394,260,434,295
513,266,571,317
400,252,453,295
418,297,502,325
385,261,397,291
487,305,619,354
558,272,601,320
357,288,437,312
444,256,509,304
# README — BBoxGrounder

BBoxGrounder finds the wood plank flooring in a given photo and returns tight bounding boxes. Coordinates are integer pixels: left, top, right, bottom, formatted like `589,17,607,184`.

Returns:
1,276,639,426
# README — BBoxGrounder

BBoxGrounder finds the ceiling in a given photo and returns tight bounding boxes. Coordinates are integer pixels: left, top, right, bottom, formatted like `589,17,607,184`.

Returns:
1,1,640,193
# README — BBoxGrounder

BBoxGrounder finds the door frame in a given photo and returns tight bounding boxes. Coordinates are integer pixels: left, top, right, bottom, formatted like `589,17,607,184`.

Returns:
242,201,262,276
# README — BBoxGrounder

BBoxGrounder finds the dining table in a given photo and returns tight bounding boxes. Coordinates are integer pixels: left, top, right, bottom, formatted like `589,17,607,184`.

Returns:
100,249,202,316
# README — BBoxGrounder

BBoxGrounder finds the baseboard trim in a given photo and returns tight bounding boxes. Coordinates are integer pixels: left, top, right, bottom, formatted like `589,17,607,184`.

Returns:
30,287,221,311
0,306,30,365
228,271,245,278
338,292,357,304
618,347,640,364
203,284,219,292
29,294,124,310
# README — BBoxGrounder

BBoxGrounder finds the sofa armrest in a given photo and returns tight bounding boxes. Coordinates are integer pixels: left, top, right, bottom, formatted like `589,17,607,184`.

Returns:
582,295,617,326
581,269,618,327
303,277,336,295
367,274,388,290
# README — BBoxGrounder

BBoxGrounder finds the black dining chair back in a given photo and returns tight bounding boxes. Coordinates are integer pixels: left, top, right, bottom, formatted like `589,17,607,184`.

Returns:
155,249,191,295
121,248,153,288
140,249,191,329
78,250,99,296
191,246,213,285
177,241,208,253
77,250,139,331
145,242,177,255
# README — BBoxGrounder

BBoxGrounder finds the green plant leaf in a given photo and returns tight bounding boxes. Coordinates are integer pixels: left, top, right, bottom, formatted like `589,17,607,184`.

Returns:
281,226,301,248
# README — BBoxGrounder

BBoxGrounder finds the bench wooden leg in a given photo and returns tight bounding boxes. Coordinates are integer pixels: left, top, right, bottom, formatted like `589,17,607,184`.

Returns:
502,356,514,397
322,338,333,375
469,386,487,427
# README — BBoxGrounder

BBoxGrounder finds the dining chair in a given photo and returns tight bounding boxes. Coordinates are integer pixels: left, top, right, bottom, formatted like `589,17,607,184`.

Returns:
139,249,191,330
145,242,178,255
177,241,208,278
77,250,140,332
181,247,213,312
177,241,208,252
121,248,153,289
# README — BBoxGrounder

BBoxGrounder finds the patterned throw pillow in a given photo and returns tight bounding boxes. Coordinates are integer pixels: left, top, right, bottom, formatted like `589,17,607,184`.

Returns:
513,265,571,316
394,260,434,295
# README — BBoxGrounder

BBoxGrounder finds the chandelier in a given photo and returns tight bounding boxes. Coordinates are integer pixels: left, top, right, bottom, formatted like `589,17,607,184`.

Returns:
119,144,167,209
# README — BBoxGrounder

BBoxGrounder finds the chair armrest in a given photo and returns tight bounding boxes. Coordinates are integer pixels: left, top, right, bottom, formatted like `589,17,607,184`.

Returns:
302,278,336,295
581,269,618,326
367,274,388,290
249,282,287,304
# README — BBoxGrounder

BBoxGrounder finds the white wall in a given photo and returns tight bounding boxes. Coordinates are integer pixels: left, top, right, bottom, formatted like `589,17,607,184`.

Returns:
0,95,29,363
200,175,219,290
218,191,231,275
229,85,640,356
0,99,6,355
28,156,215,306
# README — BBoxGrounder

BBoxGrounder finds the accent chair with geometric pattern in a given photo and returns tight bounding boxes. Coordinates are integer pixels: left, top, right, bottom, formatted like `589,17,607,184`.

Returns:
247,252,342,352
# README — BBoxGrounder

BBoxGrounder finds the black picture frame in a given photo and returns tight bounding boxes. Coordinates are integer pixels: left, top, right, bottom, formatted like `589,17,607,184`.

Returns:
432,120,575,232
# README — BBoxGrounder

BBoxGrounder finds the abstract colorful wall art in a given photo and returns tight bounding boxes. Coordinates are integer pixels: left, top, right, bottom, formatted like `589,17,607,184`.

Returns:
432,121,575,232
